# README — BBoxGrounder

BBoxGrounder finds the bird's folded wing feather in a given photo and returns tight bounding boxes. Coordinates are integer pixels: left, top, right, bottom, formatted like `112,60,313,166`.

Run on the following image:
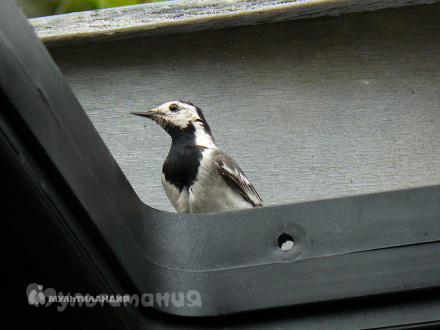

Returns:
213,150,263,207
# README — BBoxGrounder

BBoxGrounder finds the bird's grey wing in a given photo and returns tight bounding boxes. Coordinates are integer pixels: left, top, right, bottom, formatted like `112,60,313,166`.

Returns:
213,150,263,207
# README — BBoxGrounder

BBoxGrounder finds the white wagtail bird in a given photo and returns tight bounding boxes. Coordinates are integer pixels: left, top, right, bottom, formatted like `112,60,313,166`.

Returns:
131,101,263,213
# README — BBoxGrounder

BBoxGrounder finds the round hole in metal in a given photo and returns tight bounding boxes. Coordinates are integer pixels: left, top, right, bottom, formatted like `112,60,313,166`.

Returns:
277,232,294,251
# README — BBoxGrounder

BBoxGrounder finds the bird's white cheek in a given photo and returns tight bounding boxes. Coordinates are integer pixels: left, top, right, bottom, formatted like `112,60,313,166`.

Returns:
165,113,193,128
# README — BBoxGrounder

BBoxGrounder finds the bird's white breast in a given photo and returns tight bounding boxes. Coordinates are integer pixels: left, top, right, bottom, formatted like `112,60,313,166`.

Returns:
162,148,254,213
161,173,190,213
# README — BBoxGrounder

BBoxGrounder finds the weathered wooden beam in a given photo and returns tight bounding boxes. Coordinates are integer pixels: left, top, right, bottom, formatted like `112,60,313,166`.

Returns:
30,0,440,46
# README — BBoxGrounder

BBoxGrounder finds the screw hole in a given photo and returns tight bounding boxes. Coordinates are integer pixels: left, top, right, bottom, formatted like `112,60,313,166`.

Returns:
277,233,294,251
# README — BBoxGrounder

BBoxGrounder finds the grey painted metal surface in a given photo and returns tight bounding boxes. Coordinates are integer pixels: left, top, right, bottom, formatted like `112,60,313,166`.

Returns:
47,3,440,213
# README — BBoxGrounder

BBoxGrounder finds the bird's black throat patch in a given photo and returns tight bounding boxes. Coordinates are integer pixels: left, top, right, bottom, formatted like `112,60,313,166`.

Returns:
162,125,203,192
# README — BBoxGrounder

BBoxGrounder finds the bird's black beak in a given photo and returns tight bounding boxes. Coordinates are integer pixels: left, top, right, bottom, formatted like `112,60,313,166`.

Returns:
130,110,157,119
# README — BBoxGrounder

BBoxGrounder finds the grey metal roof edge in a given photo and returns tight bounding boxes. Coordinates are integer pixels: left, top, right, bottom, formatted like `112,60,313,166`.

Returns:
29,0,440,47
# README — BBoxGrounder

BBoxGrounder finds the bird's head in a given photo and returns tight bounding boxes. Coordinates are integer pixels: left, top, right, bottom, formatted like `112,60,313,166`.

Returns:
132,101,215,146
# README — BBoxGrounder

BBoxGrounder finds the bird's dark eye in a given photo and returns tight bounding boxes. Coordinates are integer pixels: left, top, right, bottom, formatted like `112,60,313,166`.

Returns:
169,104,179,112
